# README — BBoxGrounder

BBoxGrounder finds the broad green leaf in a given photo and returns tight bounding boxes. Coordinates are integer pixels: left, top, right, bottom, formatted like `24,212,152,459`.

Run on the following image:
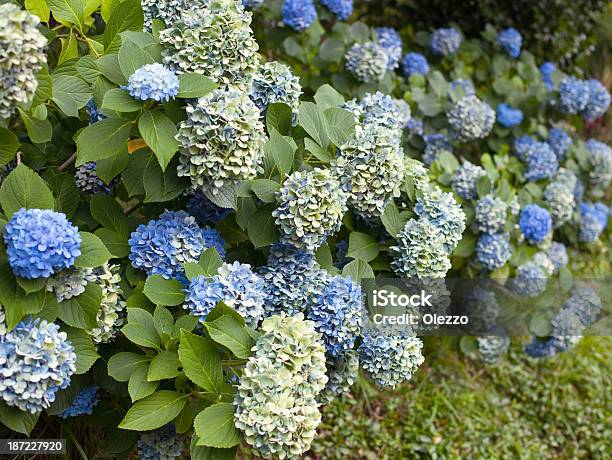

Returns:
119,391,187,431
96,149,129,184
47,173,80,218
205,302,245,326
76,118,132,166
198,248,223,276
96,54,127,86
0,128,19,167
58,283,103,329
144,275,186,306
250,179,280,203
0,401,40,435
139,110,179,171
0,164,55,217
202,183,237,210
177,73,217,98
143,158,187,203
190,435,236,460
148,349,180,381
18,108,52,144
76,55,100,83
342,259,374,282
16,276,46,295
263,128,295,177
65,326,100,374
194,403,242,448
153,305,175,339
122,308,162,349
90,194,129,234
298,101,329,149
325,107,355,147
49,0,84,30
102,88,144,112
118,33,156,78
314,84,345,108
204,315,253,359
51,75,90,117
74,232,112,268
381,201,404,238
179,330,223,394
247,204,278,249
265,103,292,135
95,228,129,258
58,31,78,65
103,0,144,50
108,352,150,382
129,365,159,401
26,0,50,22
347,232,379,262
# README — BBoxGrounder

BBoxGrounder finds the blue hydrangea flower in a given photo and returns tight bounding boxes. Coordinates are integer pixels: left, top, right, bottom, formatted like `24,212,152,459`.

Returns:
307,275,362,357
549,308,584,352
251,61,302,122
137,425,184,460
129,211,219,281
343,91,406,131
583,79,611,121
449,79,475,97
523,141,558,181
242,0,264,9
184,261,265,327
402,52,429,77
519,204,552,244
186,190,232,225
559,77,590,114
126,63,179,102
4,208,81,279
345,42,389,83
334,239,351,268
423,133,452,166
447,95,495,142
429,27,462,56
547,242,568,272
513,134,536,161
566,286,602,327
497,28,522,58
547,128,572,161
374,27,402,70
586,139,612,192
478,336,510,363
540,62,556,90
321,0,353,21
496,103,523,127
85,97,105,124
75,162,117,195
58,385,99,419
201,228,227,260
406,118,424,136
322,351,359,402
475,195,508,234
359,334,424,388
579,202,609,243
525,337,558,358
476,232,512,271
451,160,486,200
544,181,575,228
282,0,317,31
512,262,547,297
0,319,77,413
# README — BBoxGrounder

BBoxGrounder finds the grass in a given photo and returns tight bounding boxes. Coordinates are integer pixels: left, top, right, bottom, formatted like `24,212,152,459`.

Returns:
307,336,611,459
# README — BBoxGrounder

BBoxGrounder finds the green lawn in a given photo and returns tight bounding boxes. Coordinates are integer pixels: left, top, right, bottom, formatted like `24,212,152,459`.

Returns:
308,336,611,459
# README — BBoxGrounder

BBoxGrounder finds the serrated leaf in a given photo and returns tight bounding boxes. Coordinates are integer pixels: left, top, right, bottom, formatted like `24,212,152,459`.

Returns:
102,88,144,112
58,283,103,329
204,315,253,359
119,391,187,430
179,330,223,393
143,275,186,306
122,308,162,349
0,128,19,168
148,349,180,381
76,118,132,166
108,352,150,382
139,110,179,171
247,204,278,249
177,73,217,98
0,164,55,217
0,401,40,435
74,231,112,268
250,179,280,203
194,403,242,448
51,75,90,117
65,326,100,374
342,259,374,282
347,231,379,262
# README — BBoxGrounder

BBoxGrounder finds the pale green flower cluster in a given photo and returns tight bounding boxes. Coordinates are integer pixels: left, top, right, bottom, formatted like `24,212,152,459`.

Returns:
89,264,126,344
234,314,328,459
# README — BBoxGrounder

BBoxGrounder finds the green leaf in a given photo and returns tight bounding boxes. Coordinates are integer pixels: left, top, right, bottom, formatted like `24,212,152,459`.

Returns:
204,315,253,359
347,232,379,262
104,0,144,50
51,75,90,117
143,158,187,203
0,128,19,168
202,183,237,210
148,349,180,381
74,231,112,268
108,352,150,382
96,150,129,184
266,103,292,135
76,118,132,166
177,73,217,98
250,179,280,203
190,436,236,460
194,403,242,448
122,308,162,349
58,283,103,329
119,391,187,431
459,336,478,354
314,84,345,109
175,314,199,334
58,32,78,65
298,102,329,149
476,175,492,197
0,401,40,435
381,201,404,237
139,110,179,171
198,248,223,276
129,364,159,402
76,55,100,83
96,54,127,86
144,275,186,306
49,0,84,29
18,108,52,144
26,0,50,22
206,302,245,326
102,88,144,112
90,194,129,234
342,259,374,282
95,228,129,258
263,128,295,177
47,173,80,218
453,233,476,258
179,330,223,394
247,204,279,249
0,164,55,217
153,304,175,340
325,107,355,147
118,33,156,78
16,276,46,295
65,326,100,374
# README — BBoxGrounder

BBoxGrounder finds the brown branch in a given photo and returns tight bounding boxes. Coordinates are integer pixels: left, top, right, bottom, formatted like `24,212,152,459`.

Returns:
57,152,77,171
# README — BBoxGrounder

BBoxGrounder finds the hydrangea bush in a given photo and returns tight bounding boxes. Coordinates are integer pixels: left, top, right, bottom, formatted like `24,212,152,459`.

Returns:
0,0,608,457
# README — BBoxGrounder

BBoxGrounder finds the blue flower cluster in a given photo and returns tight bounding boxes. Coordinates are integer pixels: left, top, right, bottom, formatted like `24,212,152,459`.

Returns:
476,232,512,271
307,275,362,357
129,210,222,281
519,204,552,244
586,139,612,192
578,202,609,243
406,117,424,136
4,208,81,279
185,261,265,327
344,91,405,131
558,76,611,120
547,127,572,161
544,180,575,228
282,0,317,31
321,0,353,21
583,79,611,121
497,28,522,58
496,103,523,127
429,27,462,56
451,160,486,200
423,133,452,165
85,97,105,124
75,162,117,195
0,319,76,413
449,79,475,97
402,52,429,77
447,95,495,142
512,262,547,297
540,62,556,90
547,242,568,272
242,0,264,9
477,336,510,363
126,63,179,103
186,190,232,225
374,27,402,70
523,140,558,181
513,134,535,160
137,425,184,460
59,385,99,418
475,195,508,234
